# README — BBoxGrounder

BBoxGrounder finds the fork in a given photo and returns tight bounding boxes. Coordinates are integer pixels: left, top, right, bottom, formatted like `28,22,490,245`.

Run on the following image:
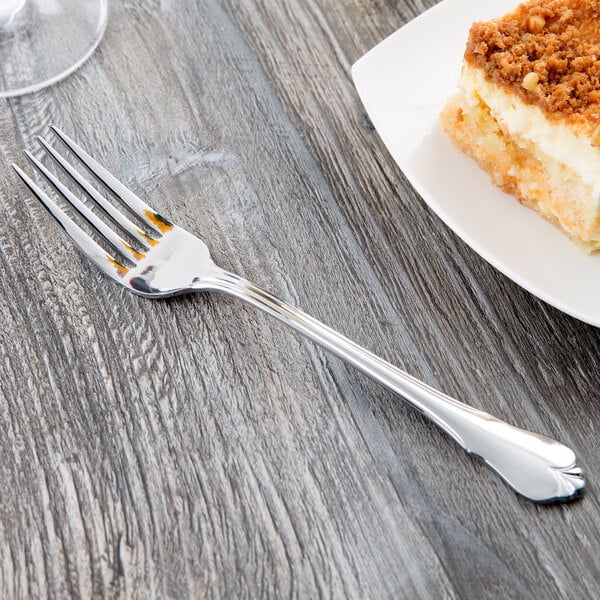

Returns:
12,126,585,503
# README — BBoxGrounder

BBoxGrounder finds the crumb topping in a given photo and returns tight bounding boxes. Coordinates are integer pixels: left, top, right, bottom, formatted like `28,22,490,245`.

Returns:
465,0,600,131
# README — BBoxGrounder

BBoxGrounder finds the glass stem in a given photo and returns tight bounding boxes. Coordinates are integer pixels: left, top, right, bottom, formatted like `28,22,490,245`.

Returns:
0,0,27,28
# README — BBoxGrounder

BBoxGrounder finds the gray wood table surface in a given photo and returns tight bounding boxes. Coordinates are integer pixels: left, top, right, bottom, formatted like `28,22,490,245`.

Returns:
1,0,599,598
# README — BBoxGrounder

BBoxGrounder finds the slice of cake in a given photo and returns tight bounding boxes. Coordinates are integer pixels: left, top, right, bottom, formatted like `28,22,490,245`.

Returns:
441,0,600,252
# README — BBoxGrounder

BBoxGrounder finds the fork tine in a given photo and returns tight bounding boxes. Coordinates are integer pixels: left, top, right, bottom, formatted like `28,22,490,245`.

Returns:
49,125,172,236
12,164,130,280
37,136,153,250
24,151,143,263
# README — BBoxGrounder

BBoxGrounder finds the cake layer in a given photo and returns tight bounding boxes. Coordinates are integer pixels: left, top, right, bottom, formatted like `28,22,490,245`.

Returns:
460,64,600,208
441,90,600,252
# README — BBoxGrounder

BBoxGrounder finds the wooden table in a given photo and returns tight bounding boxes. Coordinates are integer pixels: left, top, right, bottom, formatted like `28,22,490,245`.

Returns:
1,1,598,597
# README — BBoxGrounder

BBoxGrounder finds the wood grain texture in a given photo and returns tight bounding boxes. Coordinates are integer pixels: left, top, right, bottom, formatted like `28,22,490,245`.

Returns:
0,0,599,598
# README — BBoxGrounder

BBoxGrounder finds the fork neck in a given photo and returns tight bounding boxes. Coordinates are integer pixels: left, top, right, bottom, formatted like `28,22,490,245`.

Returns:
202,270,272,305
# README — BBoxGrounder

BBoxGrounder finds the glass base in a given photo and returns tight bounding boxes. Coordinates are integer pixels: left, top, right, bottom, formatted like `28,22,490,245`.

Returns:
0,0,107,98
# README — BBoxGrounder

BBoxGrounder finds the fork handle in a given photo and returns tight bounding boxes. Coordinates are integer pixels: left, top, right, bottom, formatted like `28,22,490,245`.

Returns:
206,270,584,503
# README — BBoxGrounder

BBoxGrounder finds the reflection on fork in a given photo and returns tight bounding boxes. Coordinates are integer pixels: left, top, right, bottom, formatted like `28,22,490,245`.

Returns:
12,126,586,504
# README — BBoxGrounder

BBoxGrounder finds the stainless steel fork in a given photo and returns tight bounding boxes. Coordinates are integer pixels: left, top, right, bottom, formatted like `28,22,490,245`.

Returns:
13,126,586,503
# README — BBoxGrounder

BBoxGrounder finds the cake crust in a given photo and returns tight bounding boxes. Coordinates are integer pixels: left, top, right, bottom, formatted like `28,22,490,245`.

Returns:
465,0,600,135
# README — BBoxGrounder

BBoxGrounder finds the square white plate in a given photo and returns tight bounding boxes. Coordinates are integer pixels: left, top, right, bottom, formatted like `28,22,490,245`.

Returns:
352,0,600,327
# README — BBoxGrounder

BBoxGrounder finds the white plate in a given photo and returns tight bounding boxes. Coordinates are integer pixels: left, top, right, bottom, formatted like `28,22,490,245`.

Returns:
352,0,600,327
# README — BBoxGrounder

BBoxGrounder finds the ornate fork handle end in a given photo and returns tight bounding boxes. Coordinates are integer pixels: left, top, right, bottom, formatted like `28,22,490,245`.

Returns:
463,416,585,503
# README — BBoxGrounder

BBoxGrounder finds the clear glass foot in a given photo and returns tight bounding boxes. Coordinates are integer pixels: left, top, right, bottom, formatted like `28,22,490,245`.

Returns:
0,0,107,98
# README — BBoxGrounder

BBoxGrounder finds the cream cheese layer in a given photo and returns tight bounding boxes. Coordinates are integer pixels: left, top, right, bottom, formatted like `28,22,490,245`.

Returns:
460,64,600,203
